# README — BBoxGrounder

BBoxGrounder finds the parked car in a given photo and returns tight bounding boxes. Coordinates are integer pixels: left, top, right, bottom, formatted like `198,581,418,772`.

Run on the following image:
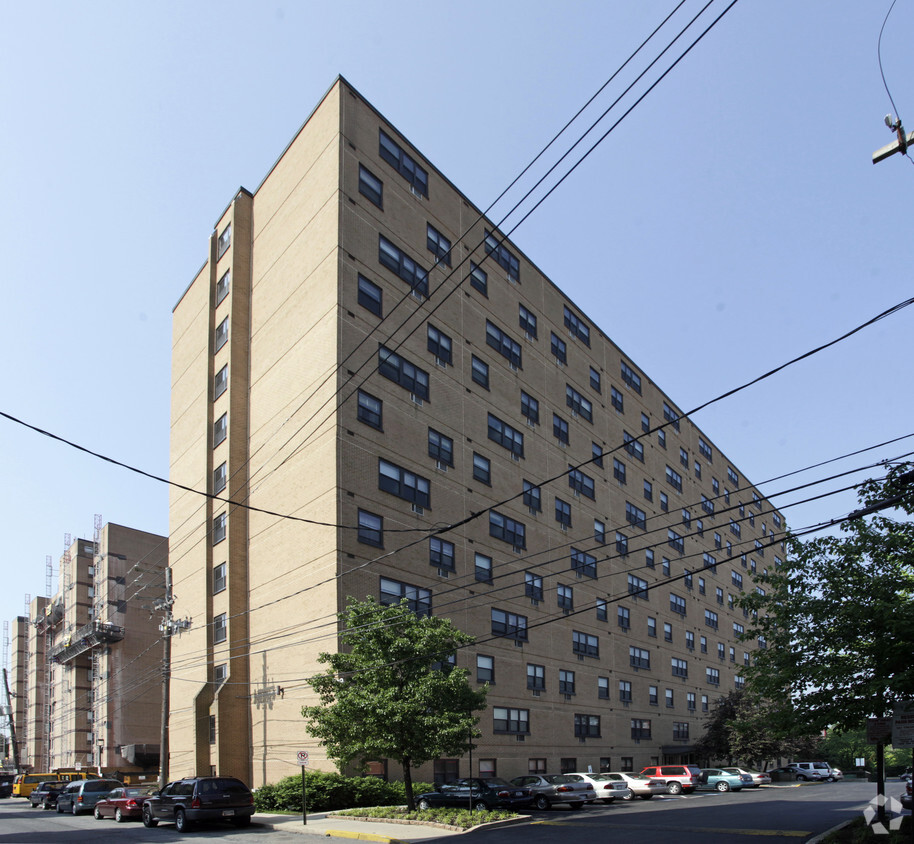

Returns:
640,765,702,795
565,772,631,803
94,785,159,822
0,774,15,799
720,767,771,787
510,774,594,809
600,772,668,800
792,762,839,781
901,780,912,810
29,781,67,808
698,768,752,792
57,779,123,815
38,783,68,811
415,778,533,812
768,765,823,782
142,776,255,831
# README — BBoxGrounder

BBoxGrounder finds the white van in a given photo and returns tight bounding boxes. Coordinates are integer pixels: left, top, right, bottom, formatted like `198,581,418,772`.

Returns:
791,762,837,781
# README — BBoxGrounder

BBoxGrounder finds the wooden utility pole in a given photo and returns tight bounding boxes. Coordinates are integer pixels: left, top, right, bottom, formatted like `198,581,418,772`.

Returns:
872,116,914,164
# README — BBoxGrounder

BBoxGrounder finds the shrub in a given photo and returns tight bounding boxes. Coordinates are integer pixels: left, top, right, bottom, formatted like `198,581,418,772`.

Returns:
253,772,434,814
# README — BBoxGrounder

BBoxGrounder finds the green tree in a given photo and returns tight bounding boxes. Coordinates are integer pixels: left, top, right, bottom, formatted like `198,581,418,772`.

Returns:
302,597,487,809
739,463,914,731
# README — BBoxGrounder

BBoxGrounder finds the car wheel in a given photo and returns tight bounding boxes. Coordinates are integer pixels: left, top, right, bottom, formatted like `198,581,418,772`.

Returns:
716,782,730,792
233,815,251,827
826,776,835,782
622,791,634,801
796,774,807,781
142,806,158,828
94,807,102,819
175,808,190,832
534,795,550,811
473,800,488,811
668,782,683,795
417,798,432,811
72,803,78,815
639,794,654,800
115,808,124,823
43,802,52,810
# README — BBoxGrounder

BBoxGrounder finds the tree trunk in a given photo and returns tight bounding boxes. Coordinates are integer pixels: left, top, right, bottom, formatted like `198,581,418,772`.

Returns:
402,758,414,810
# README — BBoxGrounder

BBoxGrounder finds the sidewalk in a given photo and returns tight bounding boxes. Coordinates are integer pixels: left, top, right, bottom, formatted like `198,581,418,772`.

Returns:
255,810,525,841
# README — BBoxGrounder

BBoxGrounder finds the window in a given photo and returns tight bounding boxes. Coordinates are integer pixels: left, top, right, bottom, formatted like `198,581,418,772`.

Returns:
699,437,712,461
214,317,228,352
493,707,529,735
618,606,630,629
684,569,692,589
642,480,653,503
551,332,567,364
646,549,655,568
590,367,601,392
701,494,714,515
379,577,431,616
378,346,429,400
213,562,226,594
615,531,628,556
213,613,227,644
660,492,669,512
484,229,520,281
629,647,650,669
664,622,673,642
647,616,657,637
658,429,666,448
518,303,537,337
680,447,689,468
427,324,452,365
492,609,527,641
626,502,647,530
214,365,228,399
732,571,743,589
568,467,595,499
682,508,691,527
665,688,674,708
666,466,683,492
216,268,230,305
523,480,541,513
673,722,690,740
488,413,524,458
575,714,600,738
706,667,720,686
469,261,488,296
686,630,695,650
426,223,451,266
599,677,610,699
520,390,539,425
475,552,492,582
613,458,627,484
733,622,745,636
428,429,453,466
358,164,383,207
687,691,696,710
631,719,651,740
379,129,428,196
699,577,706,595
525,572,544,602
573,630,599,658
667,529,684,554
596,599,607,622
557,585,574,611
214,663,227,685
213,462,227,495
358,510,383,547
553,414,569,445
555,497,572,528
623,431,644,461
705,609,719,629
213,512,227,545
473,453,491,485
357,390,383,429
559,668,576,694
662,557,671,576
379,236,428,297
566,385,593,421
429,537,455,571
527,663,545,690
663,402,681,431
648,687,658,706
562,305,590,345
670,593,686,615
529,758,547,774
592,442,604,467
620,360,641,393
730,519,742,538
471,355,489,389
702,694,709,711
490,511,526,549
728,466,740,487
593,519,606,544
378,459,430,509
628,574,648,599
572,548,597,578
217,223,231,259
486,321,522,368
477,655,494,683
672,658,688,678
357,275,383,316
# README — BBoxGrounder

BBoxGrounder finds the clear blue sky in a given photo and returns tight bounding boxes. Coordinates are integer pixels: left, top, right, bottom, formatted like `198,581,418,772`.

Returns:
2,1,912,666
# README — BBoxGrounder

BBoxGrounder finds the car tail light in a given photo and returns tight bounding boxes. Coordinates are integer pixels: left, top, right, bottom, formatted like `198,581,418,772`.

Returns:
556,786,571,793
77,796,83,804
191,796,201,809
126,800,137,809
496,789,509,797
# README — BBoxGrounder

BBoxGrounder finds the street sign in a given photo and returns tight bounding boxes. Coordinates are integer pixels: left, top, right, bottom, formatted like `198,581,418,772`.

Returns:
867,717,893,744
296,750,309,766
893,701,914,748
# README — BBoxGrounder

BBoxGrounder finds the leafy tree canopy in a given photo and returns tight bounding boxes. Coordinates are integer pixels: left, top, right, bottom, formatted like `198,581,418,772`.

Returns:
739,463,914,731
302,597,487,808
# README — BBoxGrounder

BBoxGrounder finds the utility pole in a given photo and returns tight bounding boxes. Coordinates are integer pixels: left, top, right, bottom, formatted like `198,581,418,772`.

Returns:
154,569,191,789
2,669,20,772
872,114,914,164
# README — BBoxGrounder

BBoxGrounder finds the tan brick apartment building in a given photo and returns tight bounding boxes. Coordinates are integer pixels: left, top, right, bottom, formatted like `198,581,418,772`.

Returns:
10,524,167,773
168,76,784,789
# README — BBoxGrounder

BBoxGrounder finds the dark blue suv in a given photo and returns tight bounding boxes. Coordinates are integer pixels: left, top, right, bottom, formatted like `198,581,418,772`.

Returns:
142,776,254,832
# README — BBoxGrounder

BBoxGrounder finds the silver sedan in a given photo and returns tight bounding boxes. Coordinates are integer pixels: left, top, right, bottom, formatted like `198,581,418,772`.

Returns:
510,774,594,810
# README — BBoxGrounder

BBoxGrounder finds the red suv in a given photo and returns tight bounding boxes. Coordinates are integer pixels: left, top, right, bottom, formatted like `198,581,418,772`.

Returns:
640,765,702,794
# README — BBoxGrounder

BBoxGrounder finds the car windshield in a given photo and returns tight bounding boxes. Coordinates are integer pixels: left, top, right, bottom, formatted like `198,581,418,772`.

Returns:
126,787,155,797
544,775,572,784
480,778,511,787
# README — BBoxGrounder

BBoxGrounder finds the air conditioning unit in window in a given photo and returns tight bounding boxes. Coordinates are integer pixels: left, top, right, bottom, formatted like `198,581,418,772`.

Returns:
526,418,536,428
410,393,423,406
437,569,449,578
411,504,424,515
532,690,540,697
435,461,448,472
435,357,447,368
410,186,423,199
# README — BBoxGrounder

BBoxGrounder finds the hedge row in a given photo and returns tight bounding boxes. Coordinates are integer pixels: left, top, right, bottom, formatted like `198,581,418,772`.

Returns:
253,772,435,813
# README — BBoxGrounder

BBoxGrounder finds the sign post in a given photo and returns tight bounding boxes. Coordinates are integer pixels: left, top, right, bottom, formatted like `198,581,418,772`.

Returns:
296,751,309,825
